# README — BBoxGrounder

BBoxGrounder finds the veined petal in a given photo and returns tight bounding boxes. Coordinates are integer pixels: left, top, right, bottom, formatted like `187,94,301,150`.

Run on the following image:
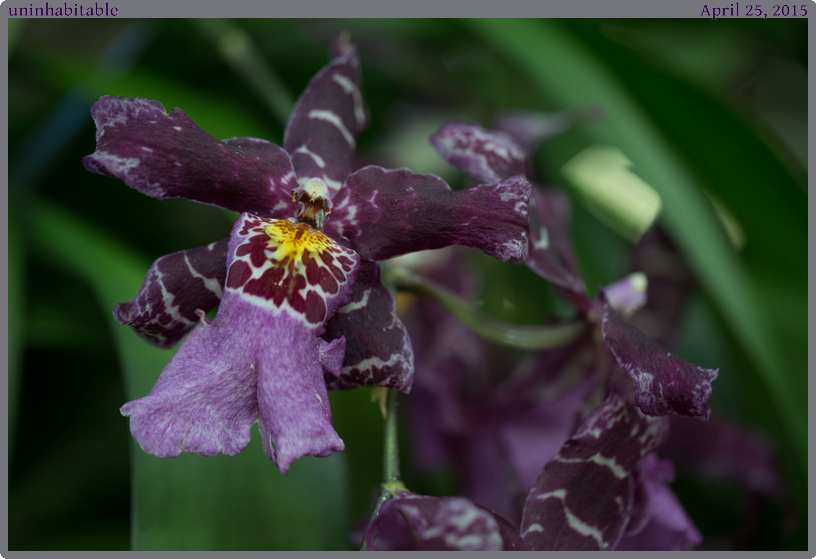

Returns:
323,260,413,392
122,213,360,474
114,239,228,349
326,166,531,262
601,294,719,420
520,394,669,551
430,121,527,184
365,492,524,551
83,96,298,217
284,39,368,195
526,188,586,296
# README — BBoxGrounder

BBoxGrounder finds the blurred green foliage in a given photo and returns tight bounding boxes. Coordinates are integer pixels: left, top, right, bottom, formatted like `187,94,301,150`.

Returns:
9,18,806,550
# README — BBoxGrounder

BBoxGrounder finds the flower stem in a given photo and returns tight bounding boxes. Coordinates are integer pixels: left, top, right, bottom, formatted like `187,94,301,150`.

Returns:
360,389,406,551
387,267,588,351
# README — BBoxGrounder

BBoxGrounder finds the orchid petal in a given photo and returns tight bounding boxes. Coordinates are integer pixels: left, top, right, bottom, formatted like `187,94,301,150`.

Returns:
430,121,527,184
616,453,702,550
327,166,530,262
284,42,368,194
323,260,413,392
114,239,228,349
83,96,298,217
366,492,524,551
520,394,669,551
526,188,586,295
601,294,719,420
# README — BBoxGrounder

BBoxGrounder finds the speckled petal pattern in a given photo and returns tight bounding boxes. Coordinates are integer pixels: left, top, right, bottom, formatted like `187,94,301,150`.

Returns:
327,166,531,263
83,96,298,217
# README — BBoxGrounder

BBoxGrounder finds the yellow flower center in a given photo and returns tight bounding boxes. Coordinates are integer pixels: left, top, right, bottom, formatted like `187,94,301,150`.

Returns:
264,220,333,269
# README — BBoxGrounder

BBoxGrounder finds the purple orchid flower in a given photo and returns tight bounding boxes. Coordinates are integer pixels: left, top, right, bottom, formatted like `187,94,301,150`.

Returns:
430,120,718,422
364,492,528,551
519,393,701,551
83,37,532,474
381,116,721,549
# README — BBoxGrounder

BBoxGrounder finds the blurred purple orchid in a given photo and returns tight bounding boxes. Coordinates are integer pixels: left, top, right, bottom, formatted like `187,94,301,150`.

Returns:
430,118,719,422
366,114,725,550
83,37,532,474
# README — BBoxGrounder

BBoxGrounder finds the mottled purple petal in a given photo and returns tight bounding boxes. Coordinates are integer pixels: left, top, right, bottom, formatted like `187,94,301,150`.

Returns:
327,166,530,262
520,394,669,551
430,121,526,184
366,493,521,551
526,188,586,296
114,240,228,349
122,213,360,474
284,42,368,194
616,453,702,550
83,96,298,217
322,260,413,392
601,295,719,419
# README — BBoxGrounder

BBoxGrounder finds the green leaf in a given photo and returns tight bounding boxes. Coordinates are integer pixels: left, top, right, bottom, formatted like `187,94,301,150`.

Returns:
28,53,277,141
467,19,805,480
30,201,350,550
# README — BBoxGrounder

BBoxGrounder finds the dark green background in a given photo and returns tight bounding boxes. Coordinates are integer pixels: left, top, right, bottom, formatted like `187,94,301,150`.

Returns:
8,18,807,550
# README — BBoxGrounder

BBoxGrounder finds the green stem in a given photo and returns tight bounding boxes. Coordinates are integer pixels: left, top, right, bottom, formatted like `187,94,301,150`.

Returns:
360,389,405,551
388,267,588,351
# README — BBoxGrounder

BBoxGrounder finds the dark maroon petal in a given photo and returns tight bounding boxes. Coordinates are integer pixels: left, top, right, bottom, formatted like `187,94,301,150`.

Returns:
365,492,519,551
601,295,719,420
327,166,530,262
322,260,413,392
83,96,298,217
616,453,702,550
430,121,526,184
526,188,586,296
520,394,669,551
114,240,228,349
284,41,368,194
